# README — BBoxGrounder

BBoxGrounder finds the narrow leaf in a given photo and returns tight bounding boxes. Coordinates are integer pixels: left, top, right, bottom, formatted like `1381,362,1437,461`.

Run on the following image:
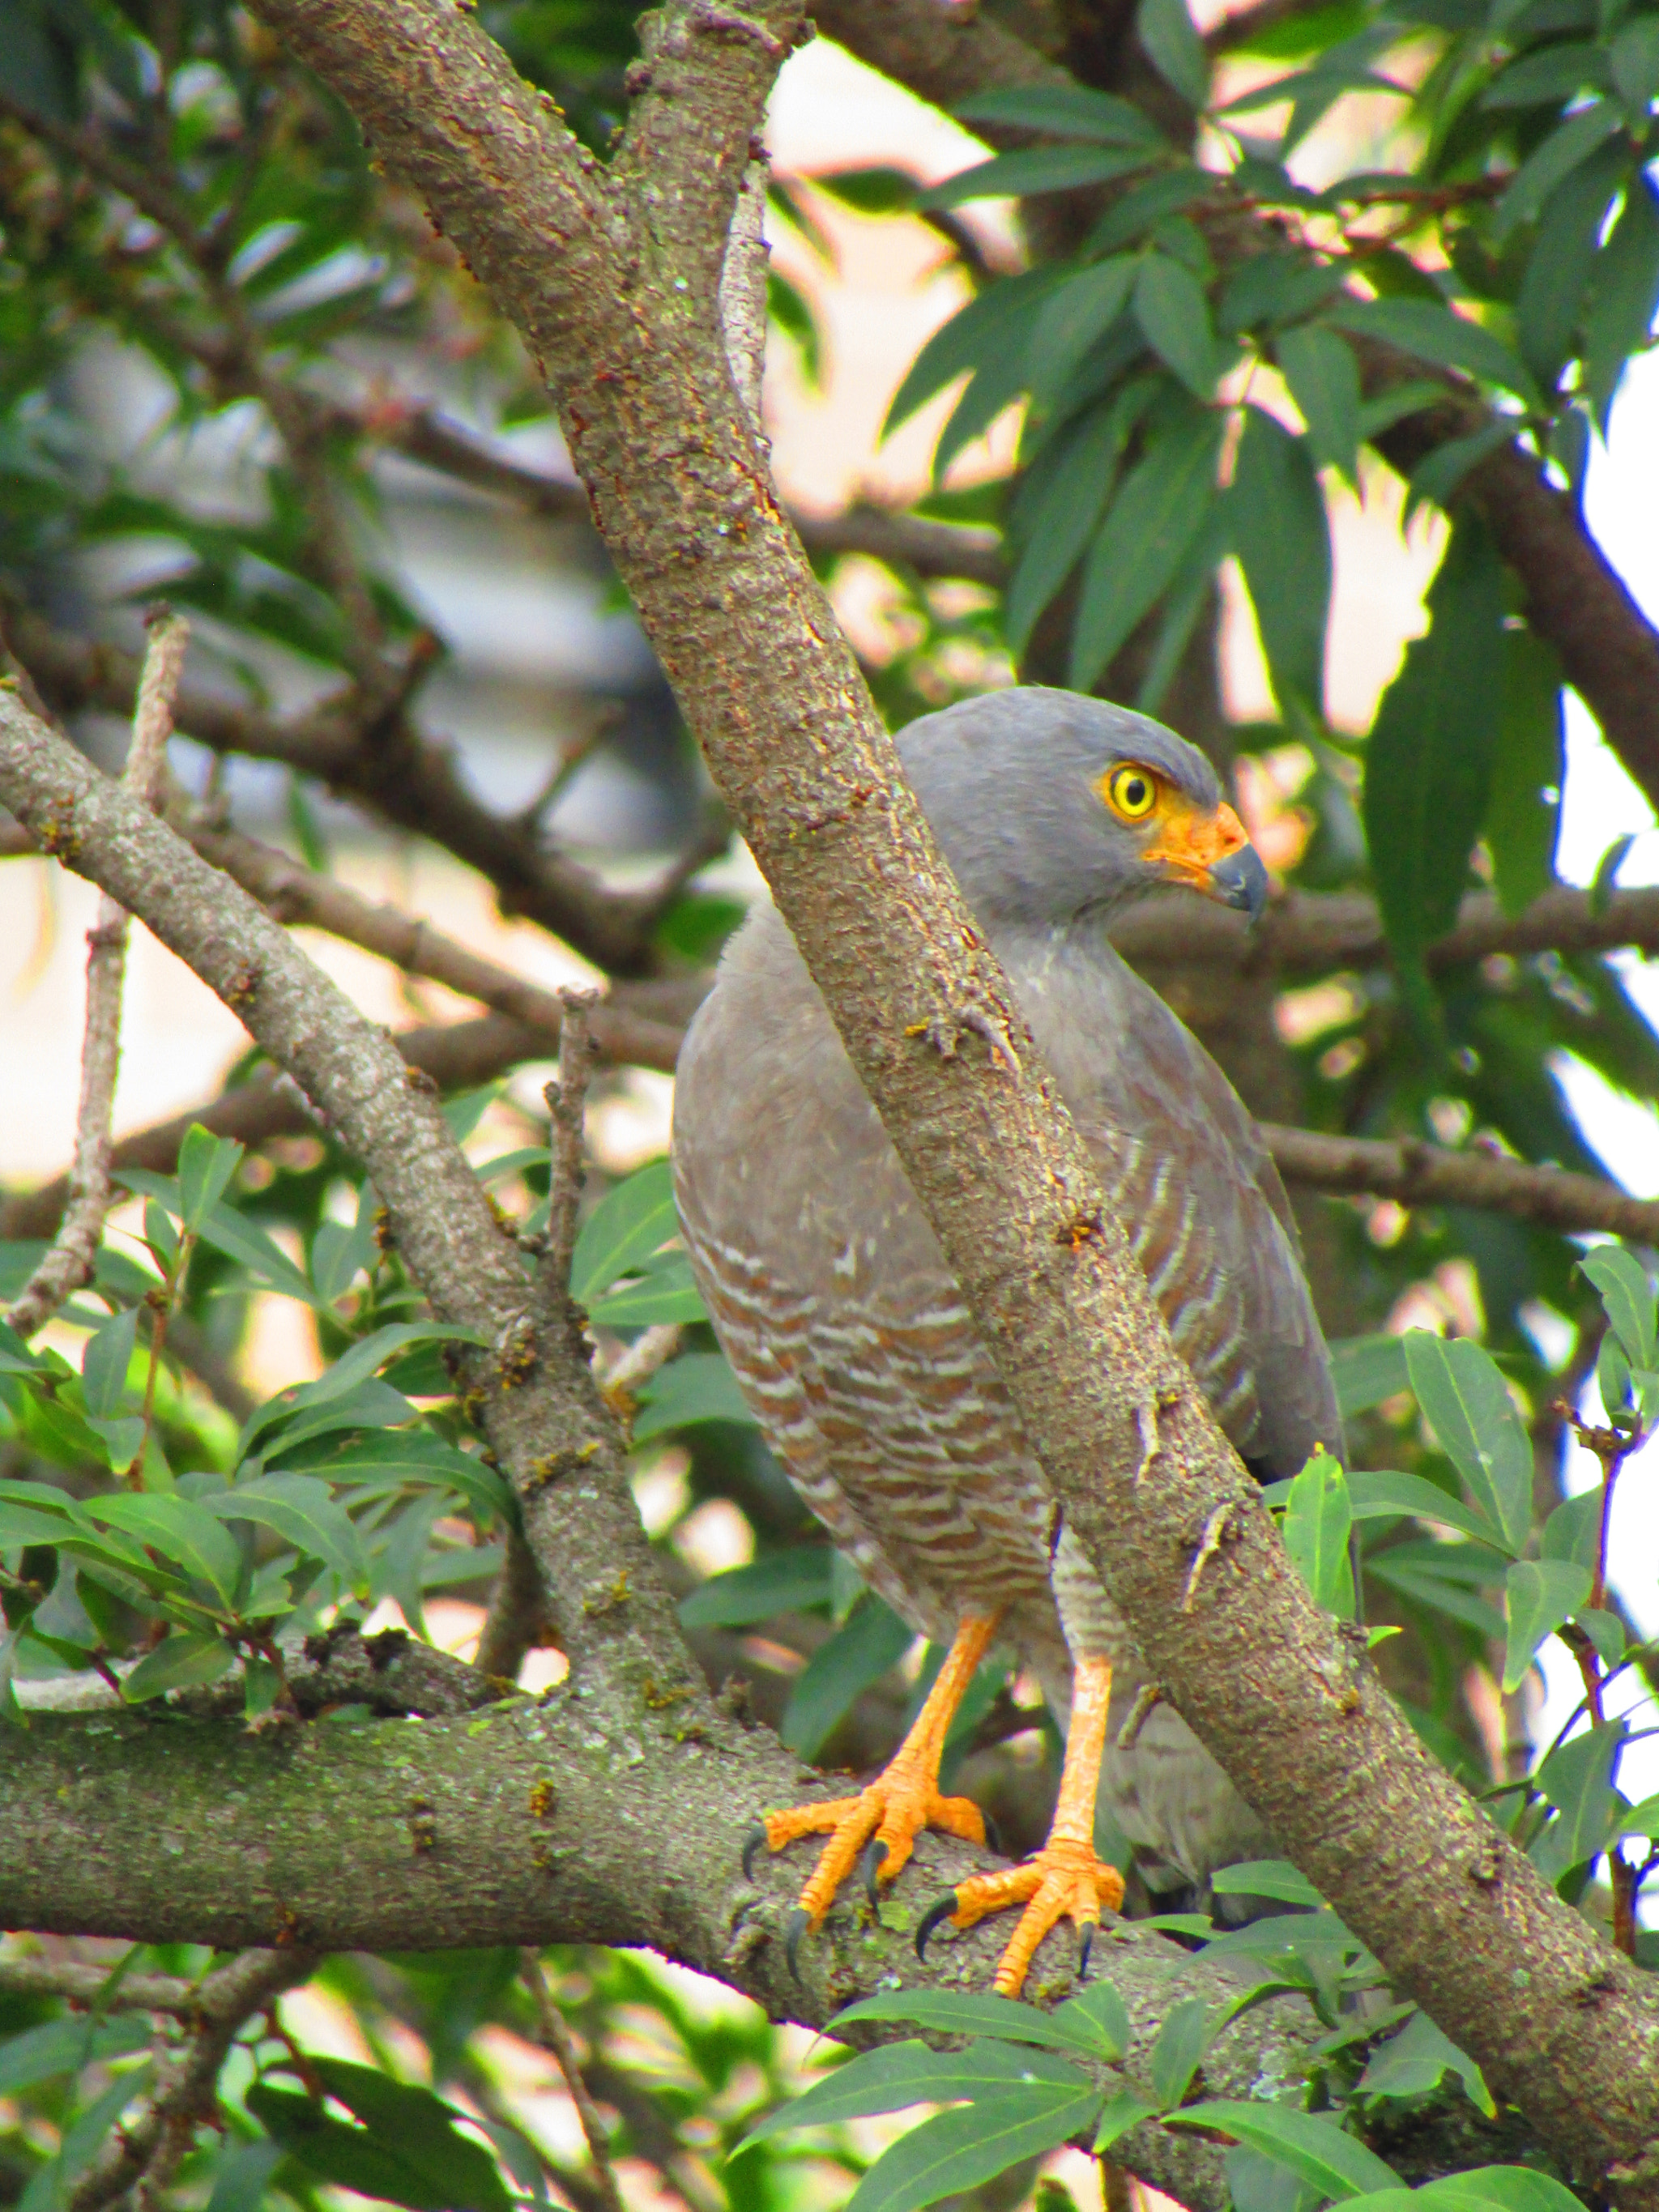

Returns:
1230,407,1330,713
1070,403,1222,691
1137,0,1211,107
1486,629,1563,918
782,1593,913,1757
1327,298,1538,404
1579,1247,1657,1368
1536,1718,1626,1864
632,1352,757,1441
1166,2102,1401,2197
678,1545,834,1627
1149,1994,1209,2109
1277,322,1361,483
1134,253,1220,397
953,86,1169,149
122,1630,237,1701
571,1160,677,1303
919,145,1156,211
830,1989,1099,2052
739,2039,1084,2147
1402,1332,1533,1555
1494,101,1625,241
844,2086,1102,2212
1501,1559,1593,1691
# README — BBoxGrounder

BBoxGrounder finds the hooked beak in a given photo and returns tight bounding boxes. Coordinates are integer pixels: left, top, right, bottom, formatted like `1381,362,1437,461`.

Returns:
1207,842,1269,923
1143,800,1269,923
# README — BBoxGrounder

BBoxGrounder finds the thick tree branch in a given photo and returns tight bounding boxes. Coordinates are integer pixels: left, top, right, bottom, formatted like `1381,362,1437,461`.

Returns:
223,2,1659,2200
0,1649,1519,2212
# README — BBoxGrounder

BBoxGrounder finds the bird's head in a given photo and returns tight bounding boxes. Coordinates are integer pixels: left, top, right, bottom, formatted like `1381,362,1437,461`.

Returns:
897,686,1267,931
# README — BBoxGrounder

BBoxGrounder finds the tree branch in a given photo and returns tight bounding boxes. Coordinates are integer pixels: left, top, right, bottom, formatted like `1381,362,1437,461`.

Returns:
0,1664,1488,2212
224,4,1659,2197
0,686,693,1707
3,609,697,977
6,613,187,1336
66,1946,318,2212
1262,1126,1659,1245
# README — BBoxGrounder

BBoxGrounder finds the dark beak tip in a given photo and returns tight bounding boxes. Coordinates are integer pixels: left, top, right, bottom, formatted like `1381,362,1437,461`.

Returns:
1209,845,1269,924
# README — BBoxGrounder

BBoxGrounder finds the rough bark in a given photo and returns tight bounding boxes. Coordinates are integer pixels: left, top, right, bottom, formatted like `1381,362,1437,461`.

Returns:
2,2,1657,2200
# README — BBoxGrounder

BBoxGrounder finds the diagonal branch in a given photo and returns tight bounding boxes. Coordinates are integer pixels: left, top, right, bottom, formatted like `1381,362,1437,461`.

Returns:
3,609,696,976
0,685,693,1704
233,4,1659,2198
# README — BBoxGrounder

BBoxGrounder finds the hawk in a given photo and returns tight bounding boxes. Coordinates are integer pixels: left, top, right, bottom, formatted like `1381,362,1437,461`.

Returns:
672,688,1340,1993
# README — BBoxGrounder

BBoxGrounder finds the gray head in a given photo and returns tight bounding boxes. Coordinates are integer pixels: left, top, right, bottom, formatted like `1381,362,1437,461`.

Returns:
897,687,1266,930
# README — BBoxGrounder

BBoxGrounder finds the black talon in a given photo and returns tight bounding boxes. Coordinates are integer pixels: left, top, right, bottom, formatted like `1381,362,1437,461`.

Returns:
916,1892,959,1963
983,1813,1003,1858
742,1822,769,1882
862,1838,889,1910
784,1907,811,1983
1077,1922,1094,1984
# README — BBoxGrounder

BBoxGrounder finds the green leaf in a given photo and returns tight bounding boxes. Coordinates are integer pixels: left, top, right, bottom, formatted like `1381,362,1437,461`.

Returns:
570,1159,678,1303
1220,254,1346,338
1515,144,1626,389
80,1306,139,1420
246,2075,508,2212
1328,1334,1407,1417
203,2137,286,2212
312,2057,514,2212
1495,101,1627,241
1618,1791,1659,1838
885,270,1063,435
1343,1468,1501,1545
677,1545,834,1627
953,86,1169,148
1166,2102,1401,2197
738,2038,1085,2147
1406,422,1516,518
122,1629,237,1701
1149,1995,1211,2110
830,1989,1100,2052
586,1258,707,1328
1537,1718,1626,1865
1085,169,1216,256
1134,253,1220,397
1094,2088,1160,2149
241,1323,484,1460
843,2084,1102,2212
1583,177,1659,424
1392,2172,1591,2212
1610,15,1659,109
1363,518,1507,1008
0,2014,151,2094
1402,1333,1532,1555
782,1592,914,1757
632,1353,757,1441
1028,257,1138,404
1210,1858,1324,1907
1230,407,1331,714
1007,403,1125,651
1326,298,1538,404
177,1126,245,1233
1137,0,1212,107
1279,1449,1354,1617
1579,1246,1657,1368
1070,401,1222,691
204,1474,365,1588
1486,629,1563,918
1501,1559,1593,1691
918,144,1156,211
86,1494,244,1607
1356,2010,1495,2116
194,1204,327,1310
1277,322,1361,483
1051,1975,1132,2062
1482,40,1609,108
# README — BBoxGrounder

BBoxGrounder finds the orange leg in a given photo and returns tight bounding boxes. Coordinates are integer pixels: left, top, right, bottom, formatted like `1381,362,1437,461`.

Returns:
747,1613,1000,1972
919,1652,1124,1997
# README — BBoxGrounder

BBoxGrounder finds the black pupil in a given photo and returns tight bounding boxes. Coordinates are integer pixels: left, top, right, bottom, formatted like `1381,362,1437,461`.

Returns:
1123,777,1147,808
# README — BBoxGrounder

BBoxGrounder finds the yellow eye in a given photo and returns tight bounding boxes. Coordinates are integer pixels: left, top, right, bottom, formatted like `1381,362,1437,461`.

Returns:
1105,764,1159,820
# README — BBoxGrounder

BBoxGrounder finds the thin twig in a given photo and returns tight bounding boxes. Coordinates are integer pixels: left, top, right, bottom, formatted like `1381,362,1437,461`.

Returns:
66,1947,316,2212
543,995,599,1301
598,1323,684,1420
5,612,188,1339
0,1955,198,2016
519,1953,625,2212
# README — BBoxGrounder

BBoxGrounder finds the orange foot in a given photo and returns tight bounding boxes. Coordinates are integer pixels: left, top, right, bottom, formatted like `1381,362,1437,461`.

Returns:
744,1613,1000,1979
917,1833,1125,1995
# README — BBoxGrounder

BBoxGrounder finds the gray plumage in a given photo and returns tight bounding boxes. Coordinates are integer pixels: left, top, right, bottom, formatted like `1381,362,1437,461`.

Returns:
672,688,1341,1896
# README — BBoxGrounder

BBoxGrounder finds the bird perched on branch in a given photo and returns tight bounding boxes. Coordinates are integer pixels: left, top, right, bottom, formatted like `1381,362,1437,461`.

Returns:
672,687,1340,1996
